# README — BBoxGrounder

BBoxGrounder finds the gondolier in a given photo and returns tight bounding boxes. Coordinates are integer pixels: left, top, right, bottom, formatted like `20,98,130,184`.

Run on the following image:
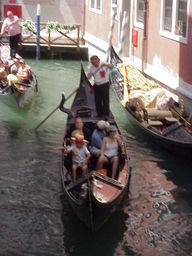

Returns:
0,11,21,59
87,55,114,118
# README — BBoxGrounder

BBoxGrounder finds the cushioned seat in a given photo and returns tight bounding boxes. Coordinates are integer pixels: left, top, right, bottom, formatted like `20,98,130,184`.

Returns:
146,108,172,120
148,119,163,126
165,117,178,123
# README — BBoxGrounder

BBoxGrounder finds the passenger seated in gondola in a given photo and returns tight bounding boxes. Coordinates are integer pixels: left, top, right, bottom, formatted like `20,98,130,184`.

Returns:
97,125,123,179
7,66,25,91
13,58,21,69
90,120,109,157
69,116,90,143
17,58,31,84
0,70,8,90
0,58,5,71
66,134,91,182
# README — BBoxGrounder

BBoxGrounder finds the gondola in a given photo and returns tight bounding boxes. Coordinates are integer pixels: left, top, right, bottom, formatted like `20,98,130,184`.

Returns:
0,44,38,108
0,72,37,108
110,45,192,157
0,71,38,108
59,65,131,231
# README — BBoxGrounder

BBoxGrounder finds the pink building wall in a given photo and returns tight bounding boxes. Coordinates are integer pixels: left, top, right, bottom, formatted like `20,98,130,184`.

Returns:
85,1,119,48
132,1,192,87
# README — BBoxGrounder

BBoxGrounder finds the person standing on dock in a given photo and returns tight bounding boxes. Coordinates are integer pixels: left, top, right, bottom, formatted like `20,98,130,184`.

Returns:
0,11,21,59
87,55,114,118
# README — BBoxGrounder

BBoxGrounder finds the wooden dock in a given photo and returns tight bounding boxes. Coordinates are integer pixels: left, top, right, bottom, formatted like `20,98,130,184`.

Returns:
20,43,88,60
0,21,89,60
20,23,88,59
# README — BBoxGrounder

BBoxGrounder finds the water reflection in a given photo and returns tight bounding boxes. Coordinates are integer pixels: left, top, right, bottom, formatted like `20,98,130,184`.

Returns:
112,131,192,256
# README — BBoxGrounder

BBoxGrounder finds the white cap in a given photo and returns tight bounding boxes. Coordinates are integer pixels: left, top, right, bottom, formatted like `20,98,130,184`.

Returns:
97,120,110,130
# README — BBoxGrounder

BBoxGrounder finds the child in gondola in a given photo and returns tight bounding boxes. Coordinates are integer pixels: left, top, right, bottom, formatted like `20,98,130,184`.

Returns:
66,134,91,182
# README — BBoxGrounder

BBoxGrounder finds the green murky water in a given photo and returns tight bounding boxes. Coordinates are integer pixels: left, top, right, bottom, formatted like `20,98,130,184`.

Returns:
0,59,192,256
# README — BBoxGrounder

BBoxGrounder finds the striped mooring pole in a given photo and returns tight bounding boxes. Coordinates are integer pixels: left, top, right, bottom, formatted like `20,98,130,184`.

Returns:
36,3,41,59
106,9,116,61
118,11,129,57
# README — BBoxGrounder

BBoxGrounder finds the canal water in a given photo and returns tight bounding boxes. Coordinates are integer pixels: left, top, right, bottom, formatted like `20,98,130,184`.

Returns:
0,59,192,256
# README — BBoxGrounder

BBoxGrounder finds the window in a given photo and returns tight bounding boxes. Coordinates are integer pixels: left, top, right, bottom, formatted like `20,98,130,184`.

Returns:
161,0,188,39
176,0,187,36
163,0,173,32
135,0,145,28
90,0,102,13
112,0,117,4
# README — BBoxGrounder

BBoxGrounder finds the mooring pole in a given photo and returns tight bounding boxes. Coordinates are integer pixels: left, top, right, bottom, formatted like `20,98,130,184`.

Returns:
36,3,41,59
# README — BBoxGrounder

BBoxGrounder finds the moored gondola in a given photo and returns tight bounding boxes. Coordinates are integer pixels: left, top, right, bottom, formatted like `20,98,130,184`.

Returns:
110,45,192,157
59,65,131,231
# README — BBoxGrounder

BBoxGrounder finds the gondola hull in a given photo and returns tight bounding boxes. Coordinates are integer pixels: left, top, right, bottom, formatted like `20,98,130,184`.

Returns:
124,102,192,157
110,46,192,158
60,65,130,231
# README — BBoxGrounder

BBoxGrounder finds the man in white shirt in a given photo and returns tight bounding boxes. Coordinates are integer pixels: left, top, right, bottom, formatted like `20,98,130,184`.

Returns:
87,55,114,118
0,11,21,59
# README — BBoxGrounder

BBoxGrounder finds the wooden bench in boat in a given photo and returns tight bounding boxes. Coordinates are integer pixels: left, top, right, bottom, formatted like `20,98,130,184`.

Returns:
66,171,124,192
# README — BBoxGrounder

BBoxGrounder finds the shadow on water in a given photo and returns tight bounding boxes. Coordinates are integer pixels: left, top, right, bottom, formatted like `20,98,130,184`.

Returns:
61,192,135,256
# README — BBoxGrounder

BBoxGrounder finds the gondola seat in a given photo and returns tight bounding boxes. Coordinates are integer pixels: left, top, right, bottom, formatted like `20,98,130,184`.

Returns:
146,108,172,120
148,119,163,126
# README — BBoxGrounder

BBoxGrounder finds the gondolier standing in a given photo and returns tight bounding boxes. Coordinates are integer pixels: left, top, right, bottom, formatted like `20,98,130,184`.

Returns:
0,11,21,59
87,55,114,118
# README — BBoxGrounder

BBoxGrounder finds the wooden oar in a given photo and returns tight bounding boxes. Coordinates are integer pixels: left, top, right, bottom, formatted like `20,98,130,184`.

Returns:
34,87,78,131
170,106,190,127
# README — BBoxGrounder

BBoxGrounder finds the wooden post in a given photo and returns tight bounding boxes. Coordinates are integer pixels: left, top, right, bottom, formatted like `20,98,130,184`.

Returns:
48,29,51,50
106,9,116,61
77,24,80,52
142,0,148,72
118,11,129,57
36,4,41,59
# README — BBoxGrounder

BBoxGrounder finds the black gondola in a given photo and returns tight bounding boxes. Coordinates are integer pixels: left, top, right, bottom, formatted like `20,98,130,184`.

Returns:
0,44,38,108
59,65,131,231
110,45,192,157
0,71,38,108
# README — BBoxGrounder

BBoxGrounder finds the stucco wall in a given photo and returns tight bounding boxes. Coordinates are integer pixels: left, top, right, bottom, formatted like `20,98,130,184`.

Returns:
0,0,83,25
131,0,192,104
85,1,118,48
